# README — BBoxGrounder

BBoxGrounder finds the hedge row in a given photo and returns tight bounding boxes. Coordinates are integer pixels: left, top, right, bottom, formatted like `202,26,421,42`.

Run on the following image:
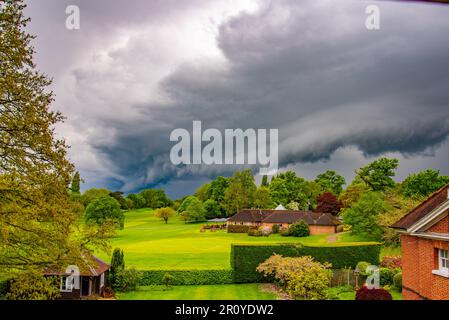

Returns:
140,269,234,286
231,243,380,283
227,225,251,233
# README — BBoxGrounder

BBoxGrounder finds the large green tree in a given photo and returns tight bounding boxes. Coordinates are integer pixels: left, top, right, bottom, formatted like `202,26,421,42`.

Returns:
315,170,346,195
269,171,308,209
0,0,92,274
221,170,257,215
402,168,449,198
139,188,172,209
355,157,399,191
85,196,124,229
342,192,390,241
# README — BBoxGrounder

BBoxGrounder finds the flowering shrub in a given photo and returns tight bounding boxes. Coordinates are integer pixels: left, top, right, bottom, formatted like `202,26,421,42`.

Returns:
355,286,392,300
257,254,332,300
380,256,402,269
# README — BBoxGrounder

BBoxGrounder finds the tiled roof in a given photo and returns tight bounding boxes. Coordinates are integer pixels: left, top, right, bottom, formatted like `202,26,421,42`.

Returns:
391,183,449,230
228,209,341,226
44,254,110,277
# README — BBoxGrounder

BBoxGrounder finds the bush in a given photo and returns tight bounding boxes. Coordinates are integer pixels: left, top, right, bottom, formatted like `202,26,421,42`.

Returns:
231,243,381,283
288,221,310,237
227,225,250,233
248,229,263,237
6,273,60,300
257,255,332,300
380,256,402,269
162,273,174,289
355,286,392,300
379,267,396,286
271,224,280,234
393,272,402,290
140,269,233,286
280,228,292,237
114,268,142,292
356,261,371,276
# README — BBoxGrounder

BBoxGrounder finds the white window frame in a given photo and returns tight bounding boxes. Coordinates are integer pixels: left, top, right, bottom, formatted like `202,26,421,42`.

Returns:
100,273,105,288
439,249,449,272
60,276,74,292
432,248,449,278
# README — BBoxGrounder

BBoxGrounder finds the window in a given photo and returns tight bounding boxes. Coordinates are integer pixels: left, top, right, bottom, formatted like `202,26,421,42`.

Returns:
100,273,105,288
433,248,449,278
439,249,448,271
60,276,74,292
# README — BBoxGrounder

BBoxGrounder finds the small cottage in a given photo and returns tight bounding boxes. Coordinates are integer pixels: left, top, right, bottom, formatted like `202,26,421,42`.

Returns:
44,254,110,300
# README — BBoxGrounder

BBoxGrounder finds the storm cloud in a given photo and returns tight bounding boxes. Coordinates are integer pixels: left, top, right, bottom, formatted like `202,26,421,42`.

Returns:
25,0,449,197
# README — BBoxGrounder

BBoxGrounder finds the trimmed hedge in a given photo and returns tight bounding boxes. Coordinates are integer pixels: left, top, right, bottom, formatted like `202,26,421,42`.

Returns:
140,269,234,286
231,243,381,283
227,225,251,233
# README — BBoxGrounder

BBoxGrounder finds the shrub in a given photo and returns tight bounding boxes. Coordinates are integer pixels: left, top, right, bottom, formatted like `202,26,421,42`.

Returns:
271,224,280,234
114,268,142,292
110,248,125,290
356,261,371,276
280,228,292,237
248,229,263,237
6,273,60,300
379,267,396,286
355,286,392,300
231,243,381,283
227,225,250,233
380,256,402,269
162,273,174,289
140,270,233,286
393,272,402,290
288,221,310,237
257,255,332,300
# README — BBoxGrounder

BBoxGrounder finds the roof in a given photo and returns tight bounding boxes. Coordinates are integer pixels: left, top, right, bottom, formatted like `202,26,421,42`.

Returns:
228,209,341,226
391,183,449,230
274,204,286,210
227,209,271,223
43,254,110,277
208,218,228,222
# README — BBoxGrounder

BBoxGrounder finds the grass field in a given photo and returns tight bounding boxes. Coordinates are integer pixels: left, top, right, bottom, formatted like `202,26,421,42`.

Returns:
116,284,277,300
97,209,376,270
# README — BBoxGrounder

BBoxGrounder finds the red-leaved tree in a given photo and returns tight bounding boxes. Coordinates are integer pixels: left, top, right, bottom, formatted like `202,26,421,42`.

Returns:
315,192,343,216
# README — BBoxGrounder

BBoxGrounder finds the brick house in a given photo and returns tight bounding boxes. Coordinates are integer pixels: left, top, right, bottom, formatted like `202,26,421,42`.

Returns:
391,183,449,300
227,209,342,235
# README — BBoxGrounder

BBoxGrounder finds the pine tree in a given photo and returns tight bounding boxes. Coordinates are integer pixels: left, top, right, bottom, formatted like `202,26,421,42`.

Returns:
261,175,269,187
71,171,81,194
110,248,125,289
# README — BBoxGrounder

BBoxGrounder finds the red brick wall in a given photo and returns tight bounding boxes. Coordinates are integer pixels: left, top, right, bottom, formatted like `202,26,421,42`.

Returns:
428,216,449,233
401,234,449,300
309,225,336,235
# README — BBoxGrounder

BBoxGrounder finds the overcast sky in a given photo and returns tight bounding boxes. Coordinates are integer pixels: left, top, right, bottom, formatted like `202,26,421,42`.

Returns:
24,0,449,198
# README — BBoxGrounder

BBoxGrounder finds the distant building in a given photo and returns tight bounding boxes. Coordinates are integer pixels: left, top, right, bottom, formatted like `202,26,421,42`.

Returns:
391,183,449,300
227,209,342,235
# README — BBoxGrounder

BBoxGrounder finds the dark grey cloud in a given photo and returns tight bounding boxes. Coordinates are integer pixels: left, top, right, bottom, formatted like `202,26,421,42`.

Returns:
24,0,449,197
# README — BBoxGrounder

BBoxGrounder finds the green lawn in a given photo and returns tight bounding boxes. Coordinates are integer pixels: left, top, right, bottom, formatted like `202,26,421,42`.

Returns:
97,209,374,270
116,284,277,300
